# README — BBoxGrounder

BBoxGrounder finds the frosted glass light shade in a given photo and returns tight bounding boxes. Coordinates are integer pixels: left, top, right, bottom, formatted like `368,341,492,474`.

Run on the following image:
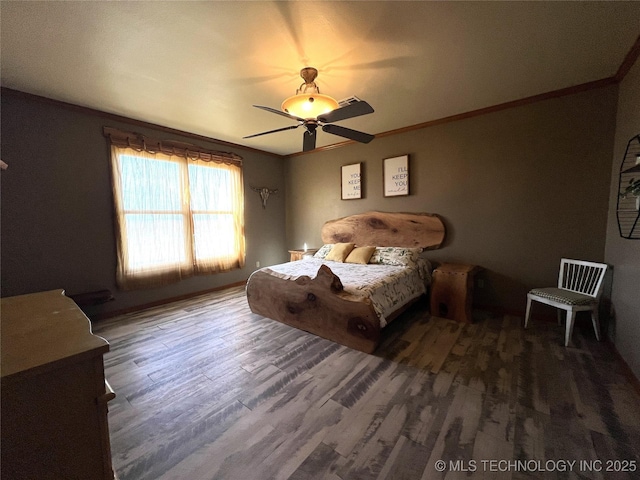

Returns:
282,93,339,119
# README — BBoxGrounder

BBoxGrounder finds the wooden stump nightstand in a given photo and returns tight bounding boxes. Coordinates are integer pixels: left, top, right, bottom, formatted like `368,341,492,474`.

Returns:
288,249,318,262
430,263,480,323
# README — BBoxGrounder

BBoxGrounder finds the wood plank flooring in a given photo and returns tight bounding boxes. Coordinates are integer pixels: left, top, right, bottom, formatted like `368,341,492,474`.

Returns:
93,286,640,480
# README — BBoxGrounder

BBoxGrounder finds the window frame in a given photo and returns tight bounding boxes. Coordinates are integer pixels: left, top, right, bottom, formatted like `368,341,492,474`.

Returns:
106,128,245,290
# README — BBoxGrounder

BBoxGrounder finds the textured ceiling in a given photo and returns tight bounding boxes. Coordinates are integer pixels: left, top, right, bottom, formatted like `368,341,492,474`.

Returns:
2,1,639,156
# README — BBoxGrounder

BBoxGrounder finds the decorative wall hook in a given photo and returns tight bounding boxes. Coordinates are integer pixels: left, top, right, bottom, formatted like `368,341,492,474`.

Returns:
251,186,278,209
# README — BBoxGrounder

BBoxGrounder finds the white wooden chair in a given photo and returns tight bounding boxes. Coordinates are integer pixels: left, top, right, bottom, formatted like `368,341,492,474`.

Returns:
524,258,608,346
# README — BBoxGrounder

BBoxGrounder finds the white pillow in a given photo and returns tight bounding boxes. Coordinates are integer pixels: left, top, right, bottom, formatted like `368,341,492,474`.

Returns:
369,247,423,266
313,244,334,259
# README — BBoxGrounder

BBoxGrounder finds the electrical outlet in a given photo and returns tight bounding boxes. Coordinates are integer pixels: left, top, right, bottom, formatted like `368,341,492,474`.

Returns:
256,261,260,268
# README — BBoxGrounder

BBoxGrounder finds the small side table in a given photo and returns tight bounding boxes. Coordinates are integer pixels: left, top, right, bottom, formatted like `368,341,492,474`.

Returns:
430,263,480,323
288,249,318,262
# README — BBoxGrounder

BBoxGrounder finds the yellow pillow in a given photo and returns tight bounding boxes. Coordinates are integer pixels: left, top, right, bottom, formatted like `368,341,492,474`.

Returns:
325,242,355,262
345,246,376,265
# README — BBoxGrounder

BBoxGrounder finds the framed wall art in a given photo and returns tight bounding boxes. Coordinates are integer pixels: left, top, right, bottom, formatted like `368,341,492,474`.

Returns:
341,162,362,200
383,155,409,197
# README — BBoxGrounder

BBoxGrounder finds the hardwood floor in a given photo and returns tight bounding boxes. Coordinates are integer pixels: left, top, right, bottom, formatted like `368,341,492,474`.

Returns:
93,286,640,480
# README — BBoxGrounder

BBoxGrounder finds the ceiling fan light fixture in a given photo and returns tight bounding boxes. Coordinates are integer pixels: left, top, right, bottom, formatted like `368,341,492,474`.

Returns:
282,93,339,119
281,67,339,119
246,66,374,151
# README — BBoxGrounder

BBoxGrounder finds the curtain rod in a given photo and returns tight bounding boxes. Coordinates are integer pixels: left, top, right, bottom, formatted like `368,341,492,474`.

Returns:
103,126,243,166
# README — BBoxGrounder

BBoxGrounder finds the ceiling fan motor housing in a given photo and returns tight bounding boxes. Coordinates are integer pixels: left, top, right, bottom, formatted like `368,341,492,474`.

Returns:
295,67,321,96
299,67,318,84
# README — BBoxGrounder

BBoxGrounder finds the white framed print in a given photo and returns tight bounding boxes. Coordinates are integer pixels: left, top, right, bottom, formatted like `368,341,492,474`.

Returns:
341,162,362,200
383,155,409,197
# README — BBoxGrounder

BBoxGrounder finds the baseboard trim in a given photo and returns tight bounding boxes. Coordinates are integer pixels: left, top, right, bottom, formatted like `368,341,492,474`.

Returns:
90,280,247,321
606,340,640,399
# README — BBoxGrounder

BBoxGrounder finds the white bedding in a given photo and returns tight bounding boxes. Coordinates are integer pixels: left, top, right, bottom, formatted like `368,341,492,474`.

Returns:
258,257,431,328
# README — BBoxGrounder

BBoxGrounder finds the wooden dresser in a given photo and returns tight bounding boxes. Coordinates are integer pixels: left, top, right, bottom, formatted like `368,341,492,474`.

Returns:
1,290,116,480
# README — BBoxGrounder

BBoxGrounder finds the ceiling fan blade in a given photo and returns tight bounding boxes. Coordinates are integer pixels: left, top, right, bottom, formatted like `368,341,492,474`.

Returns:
317,101,374,123
322,124,374,144
243,124,300,139
253,105,304,122
303,129,317,151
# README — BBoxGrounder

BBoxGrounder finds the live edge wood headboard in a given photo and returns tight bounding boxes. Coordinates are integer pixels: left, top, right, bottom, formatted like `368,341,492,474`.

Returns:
320,211,445,250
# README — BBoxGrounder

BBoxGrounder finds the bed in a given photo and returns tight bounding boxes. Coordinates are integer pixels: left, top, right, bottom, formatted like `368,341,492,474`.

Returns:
246,211,446,353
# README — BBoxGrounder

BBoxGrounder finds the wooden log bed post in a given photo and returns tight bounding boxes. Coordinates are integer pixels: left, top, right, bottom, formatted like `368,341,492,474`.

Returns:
246,265,382,354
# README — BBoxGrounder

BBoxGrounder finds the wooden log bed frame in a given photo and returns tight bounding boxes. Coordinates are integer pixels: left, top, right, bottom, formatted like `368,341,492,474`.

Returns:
246,211,446,353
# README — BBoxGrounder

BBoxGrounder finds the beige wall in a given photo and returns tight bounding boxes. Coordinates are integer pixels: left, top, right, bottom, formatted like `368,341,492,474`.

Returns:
285,86,617,312
1,93,287,315
605,59,640,379
1,84,623,323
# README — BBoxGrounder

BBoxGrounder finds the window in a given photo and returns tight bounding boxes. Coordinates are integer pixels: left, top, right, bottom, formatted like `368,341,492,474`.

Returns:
107,128,245,289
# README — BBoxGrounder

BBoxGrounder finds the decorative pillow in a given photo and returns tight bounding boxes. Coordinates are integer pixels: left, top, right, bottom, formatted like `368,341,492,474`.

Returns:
345,246,376,265
325,242,355,262
313,244,334,259
369,247,423,266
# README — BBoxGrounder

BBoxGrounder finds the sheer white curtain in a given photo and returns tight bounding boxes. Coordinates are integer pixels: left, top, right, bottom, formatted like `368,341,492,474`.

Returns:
109,141,245,290
188,157,246,274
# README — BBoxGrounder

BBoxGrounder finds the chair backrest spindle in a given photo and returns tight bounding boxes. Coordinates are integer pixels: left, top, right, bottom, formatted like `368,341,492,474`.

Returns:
558,258,607,299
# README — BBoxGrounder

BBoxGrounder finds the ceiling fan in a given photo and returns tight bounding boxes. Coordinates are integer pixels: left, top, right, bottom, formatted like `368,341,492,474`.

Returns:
244,67,375,152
